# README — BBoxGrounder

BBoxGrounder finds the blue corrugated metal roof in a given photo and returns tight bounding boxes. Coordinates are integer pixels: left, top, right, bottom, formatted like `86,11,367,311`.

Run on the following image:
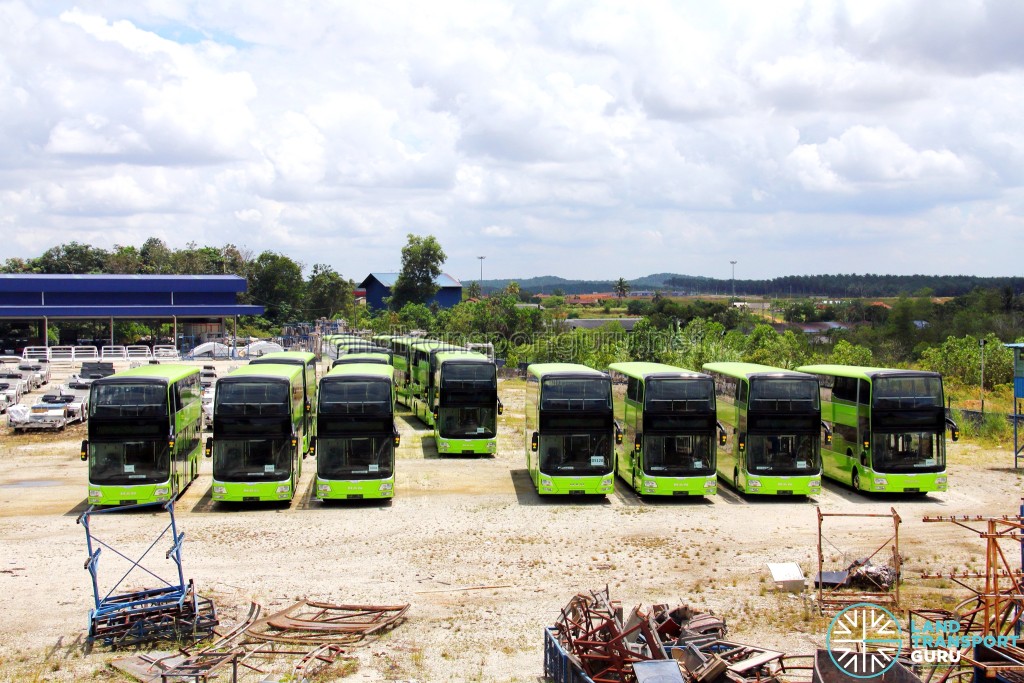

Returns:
0,274,263,319
0,274,248,293
358,273,462,288
0,305,263,317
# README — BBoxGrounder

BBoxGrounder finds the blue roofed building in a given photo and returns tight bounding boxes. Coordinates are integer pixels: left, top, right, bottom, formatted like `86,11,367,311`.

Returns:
358,273,463,310
0,274,263,352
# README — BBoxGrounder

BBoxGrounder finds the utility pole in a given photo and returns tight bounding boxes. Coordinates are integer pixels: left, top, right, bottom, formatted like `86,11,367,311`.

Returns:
730,260,737,298
980,338,987,414
478,256,486,292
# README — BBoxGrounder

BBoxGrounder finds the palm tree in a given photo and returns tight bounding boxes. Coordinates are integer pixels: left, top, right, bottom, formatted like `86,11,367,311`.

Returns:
614,277,630,299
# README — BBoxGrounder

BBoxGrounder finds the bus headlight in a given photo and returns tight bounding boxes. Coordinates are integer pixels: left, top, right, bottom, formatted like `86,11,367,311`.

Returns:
704,479,716,488
276,485,291,494
89,490,102,499
154,487,170,497
643,480,658,489
748,479,761,488
318,484,331,492
213,486,226,494
439,442,449,452
540,478,553,489
601,477,613,490
874,478,888,487
379,483,393,492
487,441,497,452
936,476,947,484
809,479,821,489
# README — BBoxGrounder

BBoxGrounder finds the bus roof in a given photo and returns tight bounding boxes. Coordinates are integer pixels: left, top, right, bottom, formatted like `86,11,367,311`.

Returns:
325,363,395,380
702,362,814,380
527,363,606,379
796,364,942,381
222,363,303,382
608,361,708,380
436,350,490,364
92,364,199,383
250,351,316,365
337,351,391,362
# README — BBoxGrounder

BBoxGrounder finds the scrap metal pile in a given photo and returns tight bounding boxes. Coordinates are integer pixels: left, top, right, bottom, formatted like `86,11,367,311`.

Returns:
110,599,410,682
548,587,802,683
78,500,218,649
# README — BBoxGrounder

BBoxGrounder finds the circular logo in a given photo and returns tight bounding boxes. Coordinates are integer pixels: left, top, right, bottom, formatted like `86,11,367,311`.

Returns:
827,603,903,678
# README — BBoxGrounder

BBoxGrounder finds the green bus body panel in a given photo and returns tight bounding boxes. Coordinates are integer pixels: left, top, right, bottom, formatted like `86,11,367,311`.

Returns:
315,362,397,500
388,336,424,407
86,364,203,506
211,363,305,503
409,342,469,427
431,351,499,456
703,362,823,496
525,363,615,496
796,364,949,494
608,362,718,497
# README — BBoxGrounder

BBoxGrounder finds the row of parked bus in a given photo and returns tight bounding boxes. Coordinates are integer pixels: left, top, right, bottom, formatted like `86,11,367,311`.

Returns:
79,349,958,506
81,332,507,507
524,361,958,497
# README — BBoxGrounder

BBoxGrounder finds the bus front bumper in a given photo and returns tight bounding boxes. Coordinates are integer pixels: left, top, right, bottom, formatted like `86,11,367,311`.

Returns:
315,477,394,500
437,437,497,455
211,481,292,502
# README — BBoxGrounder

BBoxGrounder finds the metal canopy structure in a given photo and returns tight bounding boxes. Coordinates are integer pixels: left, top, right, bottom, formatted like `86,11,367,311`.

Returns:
0,274,263,350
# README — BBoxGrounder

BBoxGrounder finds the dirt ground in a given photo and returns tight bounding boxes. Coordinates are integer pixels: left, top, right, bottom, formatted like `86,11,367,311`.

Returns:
0,360,1021,682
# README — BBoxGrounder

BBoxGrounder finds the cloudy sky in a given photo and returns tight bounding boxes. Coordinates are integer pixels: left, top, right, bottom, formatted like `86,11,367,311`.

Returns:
1,1,1022,283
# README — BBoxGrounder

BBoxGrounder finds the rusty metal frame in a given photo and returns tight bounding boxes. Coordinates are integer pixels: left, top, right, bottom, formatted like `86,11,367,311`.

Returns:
816,507,902,613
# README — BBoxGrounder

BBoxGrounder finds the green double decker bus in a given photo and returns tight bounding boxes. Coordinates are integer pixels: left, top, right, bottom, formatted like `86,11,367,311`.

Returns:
703,362,823,496
409,340,466,425
525,363,619,496
249,351,318,452
82,365,203,506
797,364,958,494
608,362,723,497
431,351,502,456
206,364,305,503
311,363,399,500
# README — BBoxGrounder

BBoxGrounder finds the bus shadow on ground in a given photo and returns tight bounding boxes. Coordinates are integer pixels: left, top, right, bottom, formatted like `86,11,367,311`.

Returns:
612,484,715,508
509,468,612,507
396,412,429,432
189,486,292,513
820,479,943,505
713,482,820,506
65,499,91,517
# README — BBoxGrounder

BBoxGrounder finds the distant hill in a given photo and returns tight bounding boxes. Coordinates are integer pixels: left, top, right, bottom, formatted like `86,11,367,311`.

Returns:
480,273,1024,298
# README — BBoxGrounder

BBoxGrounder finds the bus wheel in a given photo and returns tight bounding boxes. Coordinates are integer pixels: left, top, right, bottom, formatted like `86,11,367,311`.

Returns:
852,469,861,491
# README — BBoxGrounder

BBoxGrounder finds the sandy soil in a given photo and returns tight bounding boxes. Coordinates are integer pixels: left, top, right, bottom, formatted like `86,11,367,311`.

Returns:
0,360,1021,682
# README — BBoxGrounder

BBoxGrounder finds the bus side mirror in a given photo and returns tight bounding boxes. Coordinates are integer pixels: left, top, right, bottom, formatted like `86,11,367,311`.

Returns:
862,439,870,450
614,423,623,445
531,432,539,452
80,440,88,462
821,422,832,445
433,409,438,421
168,438,176,451
305,401,311,415
716,420,727,446
394,431,401,447
946,417,960,442
309,436,317,457
634,435,642,453
205,437,213,458
738,435,746,453
497,399,503,416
